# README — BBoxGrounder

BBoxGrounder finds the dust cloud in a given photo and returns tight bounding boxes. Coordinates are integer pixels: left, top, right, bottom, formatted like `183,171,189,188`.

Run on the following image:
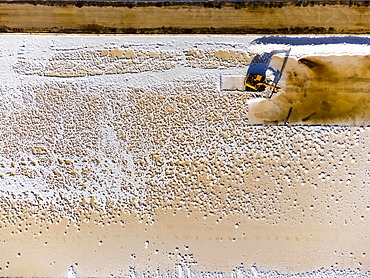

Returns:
249,55,370,125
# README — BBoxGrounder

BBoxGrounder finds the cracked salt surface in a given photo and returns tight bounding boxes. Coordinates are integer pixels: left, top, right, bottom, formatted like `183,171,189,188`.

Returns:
0,35,369,277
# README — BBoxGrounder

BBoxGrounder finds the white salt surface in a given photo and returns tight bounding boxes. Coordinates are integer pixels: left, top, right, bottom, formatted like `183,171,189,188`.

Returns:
0,35,369,277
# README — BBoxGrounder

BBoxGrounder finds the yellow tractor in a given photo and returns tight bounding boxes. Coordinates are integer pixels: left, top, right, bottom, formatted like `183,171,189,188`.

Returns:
244,73,281,93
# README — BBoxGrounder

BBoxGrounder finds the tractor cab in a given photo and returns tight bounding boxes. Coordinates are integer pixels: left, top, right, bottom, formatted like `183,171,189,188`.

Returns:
244,73,281,96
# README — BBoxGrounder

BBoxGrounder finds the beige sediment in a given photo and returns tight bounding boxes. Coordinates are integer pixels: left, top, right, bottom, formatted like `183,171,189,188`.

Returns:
1,209,370,276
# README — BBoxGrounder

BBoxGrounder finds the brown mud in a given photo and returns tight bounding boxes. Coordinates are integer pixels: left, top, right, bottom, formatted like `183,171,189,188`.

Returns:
1,1,370,34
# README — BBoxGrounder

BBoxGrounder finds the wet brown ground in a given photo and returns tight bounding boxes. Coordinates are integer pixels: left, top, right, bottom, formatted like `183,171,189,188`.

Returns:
1,2,370,34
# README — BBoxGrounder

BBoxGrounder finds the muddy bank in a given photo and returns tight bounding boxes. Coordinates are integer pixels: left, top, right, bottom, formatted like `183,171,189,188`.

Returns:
1,1,370,34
